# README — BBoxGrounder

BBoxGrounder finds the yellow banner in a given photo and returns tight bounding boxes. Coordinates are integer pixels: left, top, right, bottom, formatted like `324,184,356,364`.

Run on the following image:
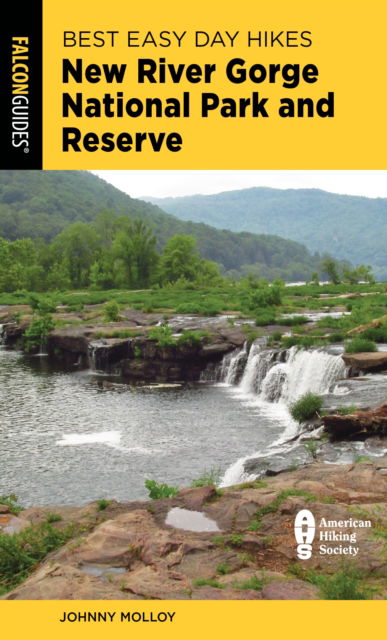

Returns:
1,600,385,639
43,0,387,168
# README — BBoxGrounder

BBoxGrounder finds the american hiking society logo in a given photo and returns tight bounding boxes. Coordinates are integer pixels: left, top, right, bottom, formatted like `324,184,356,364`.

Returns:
294,509,315,559
294,509,371,559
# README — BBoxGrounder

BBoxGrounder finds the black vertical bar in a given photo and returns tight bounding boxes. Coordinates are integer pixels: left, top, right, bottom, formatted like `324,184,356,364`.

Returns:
0,0,43,168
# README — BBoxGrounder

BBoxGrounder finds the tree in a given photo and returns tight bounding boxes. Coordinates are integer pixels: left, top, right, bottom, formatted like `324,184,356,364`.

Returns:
159,235,200,283
112,219,158,288
321,256,341,284
54,222,99,288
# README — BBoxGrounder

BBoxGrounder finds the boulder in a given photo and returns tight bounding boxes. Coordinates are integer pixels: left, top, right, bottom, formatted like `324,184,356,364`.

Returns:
342,352,387,373
323,404,387,439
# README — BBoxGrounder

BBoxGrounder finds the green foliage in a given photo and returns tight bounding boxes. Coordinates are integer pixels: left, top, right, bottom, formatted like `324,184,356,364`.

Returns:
228,534,244,547
177,330,209,347
0,494,23,515
315,568,371,600
190,467,222,488
144,479,179,500
192,578,224,589
276,315,309,326
0,521,76,593
134,345,142,358
45,512,62,523
255,310,276,326
354,456,372,464
287,564,371,599
234,574,270,591
23,314,54,351
360,324,387,343
216,563,232,575
251,489,317,529
328,332,345,343
96,499,111,511
335,405,357,415
304,440,318,457
148,325,175,347
290,393,323,422
28,294,57,314
321,257,341,284
104,300,120,322
345,338,377,353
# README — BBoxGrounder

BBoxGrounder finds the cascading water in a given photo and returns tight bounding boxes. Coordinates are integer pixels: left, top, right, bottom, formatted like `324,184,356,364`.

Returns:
204,341,349,486
209,342,347,405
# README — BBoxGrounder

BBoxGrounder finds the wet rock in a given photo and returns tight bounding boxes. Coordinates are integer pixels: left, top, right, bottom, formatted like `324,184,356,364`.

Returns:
323,403,387,439
342,352,387,373
243,446,314,476
177,486,217,511
2,461,386,600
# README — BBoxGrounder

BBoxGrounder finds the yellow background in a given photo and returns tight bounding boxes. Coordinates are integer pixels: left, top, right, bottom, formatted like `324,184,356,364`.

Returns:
43,0,387,168
0,601,385,639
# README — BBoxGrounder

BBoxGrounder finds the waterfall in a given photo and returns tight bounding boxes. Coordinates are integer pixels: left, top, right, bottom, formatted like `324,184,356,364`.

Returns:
88,341,102,371
214,342,347,405
214,341,348,487
200,343,247,384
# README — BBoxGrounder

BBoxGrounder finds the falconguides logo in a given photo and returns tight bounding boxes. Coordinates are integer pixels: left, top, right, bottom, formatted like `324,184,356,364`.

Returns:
11,37,30,153
294,509,315,560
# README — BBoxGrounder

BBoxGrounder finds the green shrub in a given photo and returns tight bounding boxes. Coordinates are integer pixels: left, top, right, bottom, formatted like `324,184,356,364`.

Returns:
0,522,75,593
235,574,269,591
23,315,54,351
192,578,224,589
96,499,111,511
145,479,179,499
360,324,387,343
148,325,175,347
191,467,222,488
268,331,283,344
315,568,370,600
290,393,323,423
45,512,62,523
216,563,232,575
104,300,120,322
277,315,309,326
177,330,209,347
0,494,23,515
328,332,345,343
255,310,276,326
345,338,377,353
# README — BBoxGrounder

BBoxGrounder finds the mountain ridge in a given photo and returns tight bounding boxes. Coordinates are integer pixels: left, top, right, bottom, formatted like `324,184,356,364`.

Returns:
145,186,387,278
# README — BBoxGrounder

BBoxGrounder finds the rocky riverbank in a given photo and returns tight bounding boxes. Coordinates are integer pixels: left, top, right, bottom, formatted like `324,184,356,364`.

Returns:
1,459,386,600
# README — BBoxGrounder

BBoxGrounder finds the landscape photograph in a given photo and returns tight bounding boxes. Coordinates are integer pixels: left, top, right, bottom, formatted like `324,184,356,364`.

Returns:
0,169,386,600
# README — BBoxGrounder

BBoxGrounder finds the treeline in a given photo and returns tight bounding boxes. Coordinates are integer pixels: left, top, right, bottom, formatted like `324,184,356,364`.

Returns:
0,170,322,280
0,215,223,292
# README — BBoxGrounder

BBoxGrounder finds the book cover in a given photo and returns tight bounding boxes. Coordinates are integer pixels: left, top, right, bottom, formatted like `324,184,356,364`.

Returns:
0,0,386,638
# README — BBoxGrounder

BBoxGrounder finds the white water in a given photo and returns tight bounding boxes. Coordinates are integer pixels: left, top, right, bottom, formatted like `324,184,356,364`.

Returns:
208,343,348,486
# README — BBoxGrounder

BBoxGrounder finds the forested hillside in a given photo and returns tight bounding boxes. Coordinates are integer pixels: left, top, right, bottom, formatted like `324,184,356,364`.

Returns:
0,171,321,281
146,187,387,279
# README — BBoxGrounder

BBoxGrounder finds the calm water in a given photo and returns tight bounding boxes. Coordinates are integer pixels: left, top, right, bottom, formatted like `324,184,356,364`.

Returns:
0,347,290,506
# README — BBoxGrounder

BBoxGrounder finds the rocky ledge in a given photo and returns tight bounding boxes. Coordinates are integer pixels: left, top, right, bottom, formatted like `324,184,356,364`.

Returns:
342,352,387,375
1,459,386,600
1,311,248,382
323,404,387,440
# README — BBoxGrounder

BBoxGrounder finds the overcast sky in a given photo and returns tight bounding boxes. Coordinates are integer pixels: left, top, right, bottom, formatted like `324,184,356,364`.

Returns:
91,170,387,200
